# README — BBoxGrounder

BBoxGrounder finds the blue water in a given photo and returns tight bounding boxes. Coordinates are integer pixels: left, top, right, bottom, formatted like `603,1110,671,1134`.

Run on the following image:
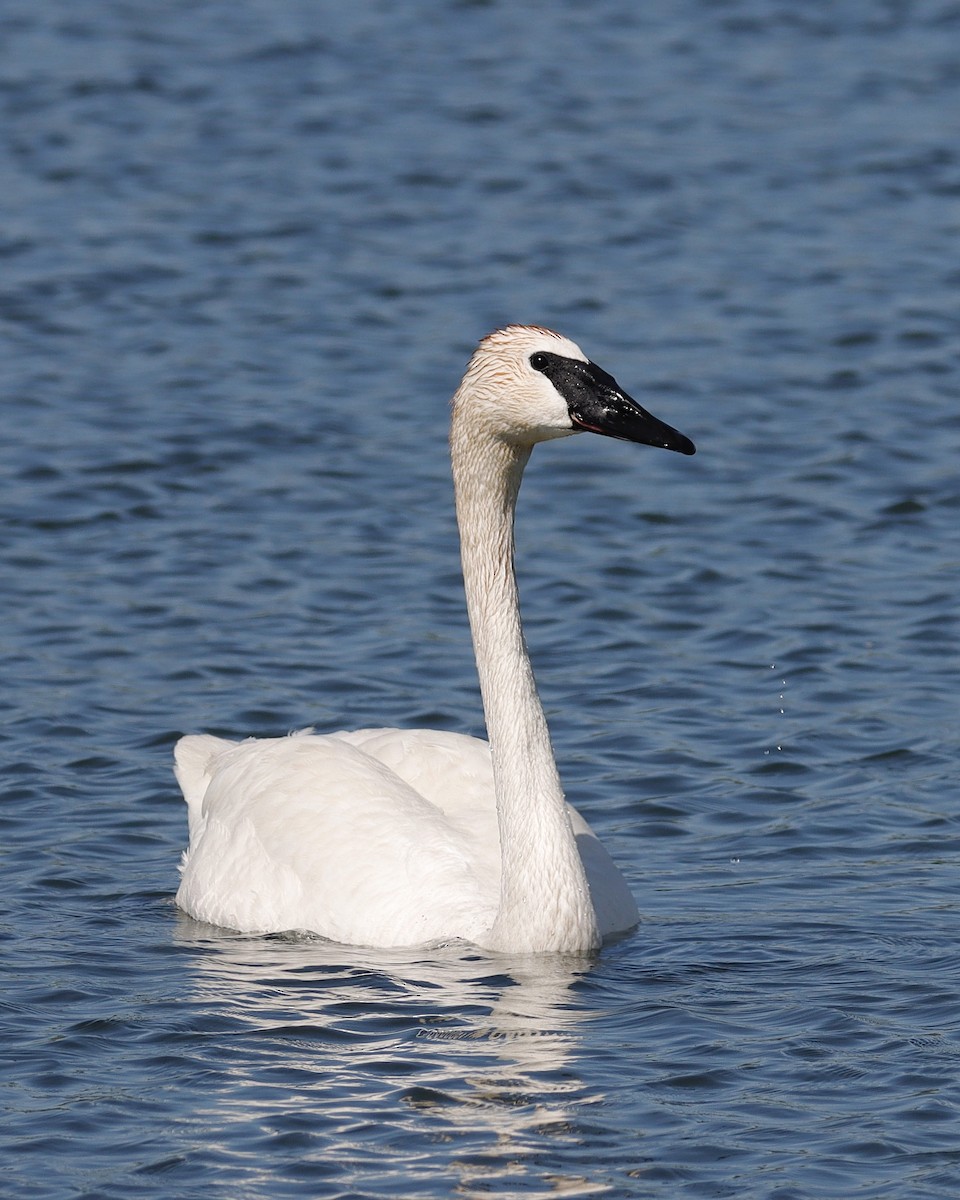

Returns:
3,1,959,1196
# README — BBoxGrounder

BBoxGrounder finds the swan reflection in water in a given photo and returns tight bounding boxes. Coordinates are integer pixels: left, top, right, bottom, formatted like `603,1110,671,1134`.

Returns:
174,915,611,1196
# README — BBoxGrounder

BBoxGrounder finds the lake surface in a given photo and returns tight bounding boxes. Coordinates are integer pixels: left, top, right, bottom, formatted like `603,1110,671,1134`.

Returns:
2,1,959,1196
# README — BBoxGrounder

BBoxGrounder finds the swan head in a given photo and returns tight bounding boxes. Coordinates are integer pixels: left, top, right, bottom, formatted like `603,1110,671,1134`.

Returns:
452,325,695,455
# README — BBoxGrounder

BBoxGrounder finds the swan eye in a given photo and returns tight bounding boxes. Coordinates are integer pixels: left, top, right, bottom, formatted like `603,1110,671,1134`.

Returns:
529,353,550,372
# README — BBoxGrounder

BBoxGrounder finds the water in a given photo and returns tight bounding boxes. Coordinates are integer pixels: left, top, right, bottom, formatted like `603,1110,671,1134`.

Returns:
2,0,959,1195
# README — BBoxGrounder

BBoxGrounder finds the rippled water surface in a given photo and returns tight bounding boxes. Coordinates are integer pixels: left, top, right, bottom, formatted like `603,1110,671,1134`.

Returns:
3,1,960,1197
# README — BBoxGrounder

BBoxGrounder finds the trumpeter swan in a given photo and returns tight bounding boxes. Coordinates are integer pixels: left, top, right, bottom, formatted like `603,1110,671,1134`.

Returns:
175,325,695,954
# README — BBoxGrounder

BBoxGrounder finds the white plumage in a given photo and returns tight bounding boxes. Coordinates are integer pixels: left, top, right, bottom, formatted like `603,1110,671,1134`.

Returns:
175,325,694,954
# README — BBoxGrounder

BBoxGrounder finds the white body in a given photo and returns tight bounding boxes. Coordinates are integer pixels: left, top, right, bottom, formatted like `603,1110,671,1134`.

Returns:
175,727,638,948
176,326,662,954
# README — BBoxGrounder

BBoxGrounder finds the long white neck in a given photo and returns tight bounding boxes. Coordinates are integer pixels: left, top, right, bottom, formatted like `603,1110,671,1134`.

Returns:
451,418,600,954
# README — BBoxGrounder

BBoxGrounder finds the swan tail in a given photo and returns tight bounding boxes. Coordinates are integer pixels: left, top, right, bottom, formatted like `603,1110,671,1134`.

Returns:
174,734,236,842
